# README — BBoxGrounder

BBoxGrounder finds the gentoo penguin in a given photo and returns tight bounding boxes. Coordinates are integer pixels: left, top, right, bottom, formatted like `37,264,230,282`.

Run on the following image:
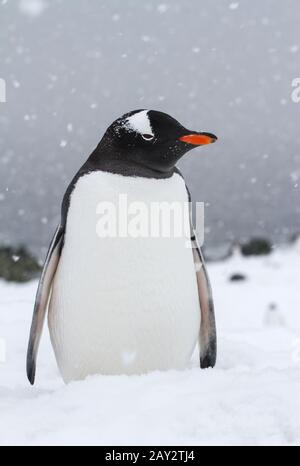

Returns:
27,110,218,384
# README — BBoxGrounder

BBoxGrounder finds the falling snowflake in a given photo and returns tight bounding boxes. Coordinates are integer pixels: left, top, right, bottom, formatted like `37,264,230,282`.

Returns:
19,0,47,18
157,4,169,14
229,2,239,10
290,45,299,54
192,47,201,54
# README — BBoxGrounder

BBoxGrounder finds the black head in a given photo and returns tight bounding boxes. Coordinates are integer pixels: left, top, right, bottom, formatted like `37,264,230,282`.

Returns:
94,110,217,176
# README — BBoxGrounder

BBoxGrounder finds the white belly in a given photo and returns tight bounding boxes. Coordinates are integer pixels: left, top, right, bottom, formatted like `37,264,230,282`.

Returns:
49,171,200,382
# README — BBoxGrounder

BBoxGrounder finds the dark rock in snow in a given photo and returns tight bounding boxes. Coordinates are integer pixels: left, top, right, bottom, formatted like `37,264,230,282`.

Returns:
229,273,247,282
241,238,272,257
0,246,41,283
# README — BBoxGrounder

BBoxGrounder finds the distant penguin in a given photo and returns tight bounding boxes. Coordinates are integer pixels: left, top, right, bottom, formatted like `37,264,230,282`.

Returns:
264,303,285,328
27,110,218,384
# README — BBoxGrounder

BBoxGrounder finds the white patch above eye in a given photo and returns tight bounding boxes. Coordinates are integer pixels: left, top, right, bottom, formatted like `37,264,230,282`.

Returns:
125,110,154,137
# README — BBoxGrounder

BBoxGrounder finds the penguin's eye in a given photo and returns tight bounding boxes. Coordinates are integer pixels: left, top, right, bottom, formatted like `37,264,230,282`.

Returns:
142,133,155,142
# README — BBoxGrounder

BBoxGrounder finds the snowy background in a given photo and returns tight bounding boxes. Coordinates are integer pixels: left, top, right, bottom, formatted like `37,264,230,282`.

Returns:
0,0,300,257
1,0,300,447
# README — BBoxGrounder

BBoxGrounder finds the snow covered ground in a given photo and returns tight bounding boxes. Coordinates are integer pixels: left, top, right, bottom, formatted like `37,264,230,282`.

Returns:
0,246,300,446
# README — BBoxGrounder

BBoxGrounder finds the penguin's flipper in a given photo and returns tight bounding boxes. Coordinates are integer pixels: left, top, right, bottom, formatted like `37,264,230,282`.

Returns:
26,226,64,385
192,233,217,369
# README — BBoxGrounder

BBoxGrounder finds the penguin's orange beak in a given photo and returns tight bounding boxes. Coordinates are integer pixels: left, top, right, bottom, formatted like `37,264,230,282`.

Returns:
179,132,218,146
